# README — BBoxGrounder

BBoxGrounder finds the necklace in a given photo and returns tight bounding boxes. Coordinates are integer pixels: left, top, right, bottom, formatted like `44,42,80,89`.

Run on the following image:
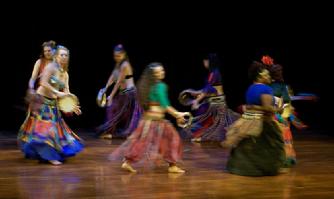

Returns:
56,63,65,73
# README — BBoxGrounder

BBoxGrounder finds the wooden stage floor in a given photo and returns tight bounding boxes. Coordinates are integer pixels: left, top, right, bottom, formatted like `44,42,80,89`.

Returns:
1,131,334,199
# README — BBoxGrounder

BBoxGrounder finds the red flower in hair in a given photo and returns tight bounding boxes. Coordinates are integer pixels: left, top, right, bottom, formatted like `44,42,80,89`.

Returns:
261,55,274,65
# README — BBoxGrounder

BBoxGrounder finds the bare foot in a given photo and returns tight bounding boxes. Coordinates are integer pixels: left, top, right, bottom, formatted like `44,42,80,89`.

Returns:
168,166,185,173
279,168,290,174
191,137,201,142
121,162,137,173
100,134,112,139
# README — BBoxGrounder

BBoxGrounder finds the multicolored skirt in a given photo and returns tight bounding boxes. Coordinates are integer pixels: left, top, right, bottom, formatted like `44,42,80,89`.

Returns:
225,117,285,176
274,113,297,167
183,95,240,141
18,95,83,162
97,88,142,138
109,117,183,164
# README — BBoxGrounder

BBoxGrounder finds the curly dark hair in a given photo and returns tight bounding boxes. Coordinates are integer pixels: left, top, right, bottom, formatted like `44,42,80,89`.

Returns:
270,64,284,82
136,62,163,110
260,55,284,82
248,61,267,82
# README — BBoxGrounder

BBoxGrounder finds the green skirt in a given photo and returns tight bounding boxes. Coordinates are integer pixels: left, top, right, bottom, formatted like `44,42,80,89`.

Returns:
226,120,285,176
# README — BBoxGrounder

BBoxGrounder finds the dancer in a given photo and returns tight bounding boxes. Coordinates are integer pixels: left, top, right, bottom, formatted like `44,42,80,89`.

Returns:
222,61,285,176
97,44,142,139
26,40,56,102
28,40,56,90
110,62,187,173
18,45,83,165
262,55,306,166
261,55,308,130
180,53,239,142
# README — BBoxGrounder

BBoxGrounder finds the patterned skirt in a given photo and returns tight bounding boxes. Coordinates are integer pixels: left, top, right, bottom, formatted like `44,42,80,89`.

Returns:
109,117,183,164
18,95,83,162
97,88,142,138
274,113,297,167
183,95,240,141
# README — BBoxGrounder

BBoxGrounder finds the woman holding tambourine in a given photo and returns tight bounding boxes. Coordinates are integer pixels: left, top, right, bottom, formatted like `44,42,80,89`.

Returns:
179,53,240,142
96,44,142,139
110,63,188,173
18,45,83,165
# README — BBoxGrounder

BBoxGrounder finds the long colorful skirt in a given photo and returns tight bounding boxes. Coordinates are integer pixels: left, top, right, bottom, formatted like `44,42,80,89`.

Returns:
225,118,285,176
97,88,142,138
275,114,297,167
109,117,183,164
183,95,240,141
18,95,83,162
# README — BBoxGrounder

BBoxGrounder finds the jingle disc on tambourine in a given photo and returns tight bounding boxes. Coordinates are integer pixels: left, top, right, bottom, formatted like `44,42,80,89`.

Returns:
58,94,79,113
96,88,107,107
177,112,193,128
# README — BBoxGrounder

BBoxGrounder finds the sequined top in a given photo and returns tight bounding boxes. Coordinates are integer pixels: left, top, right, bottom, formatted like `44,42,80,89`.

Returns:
50,75,65,91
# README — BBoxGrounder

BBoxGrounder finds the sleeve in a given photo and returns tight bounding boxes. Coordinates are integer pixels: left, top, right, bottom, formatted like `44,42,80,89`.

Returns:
156,82,171,108
261,85,274,95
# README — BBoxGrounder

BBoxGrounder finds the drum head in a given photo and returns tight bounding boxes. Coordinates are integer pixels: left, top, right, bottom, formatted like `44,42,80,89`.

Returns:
58,95,78,113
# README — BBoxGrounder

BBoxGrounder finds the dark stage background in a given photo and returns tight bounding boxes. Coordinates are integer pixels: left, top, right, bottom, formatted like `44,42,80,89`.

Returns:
1,5,332,135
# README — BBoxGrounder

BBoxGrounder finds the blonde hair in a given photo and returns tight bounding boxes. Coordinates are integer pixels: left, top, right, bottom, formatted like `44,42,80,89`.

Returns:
55,45,70,71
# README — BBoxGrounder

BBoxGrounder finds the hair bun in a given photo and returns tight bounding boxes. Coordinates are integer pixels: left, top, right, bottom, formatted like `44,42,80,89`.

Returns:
42,40,57,48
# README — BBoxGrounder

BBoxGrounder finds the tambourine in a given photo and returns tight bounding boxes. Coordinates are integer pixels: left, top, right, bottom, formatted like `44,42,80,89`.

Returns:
96,88,107,107
281,104,292,119
274,96,283,108
58,94,79,113
178,89,199,106
177,112,193,128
